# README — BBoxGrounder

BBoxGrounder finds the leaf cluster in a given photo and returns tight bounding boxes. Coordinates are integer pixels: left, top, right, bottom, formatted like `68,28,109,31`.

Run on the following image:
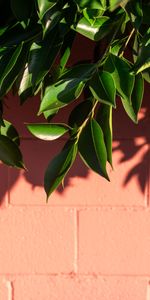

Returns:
0,0,149,199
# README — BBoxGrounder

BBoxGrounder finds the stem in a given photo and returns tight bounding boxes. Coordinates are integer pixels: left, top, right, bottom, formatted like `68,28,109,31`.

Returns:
76,99,98,142
119,28,135,57
97,14,125,67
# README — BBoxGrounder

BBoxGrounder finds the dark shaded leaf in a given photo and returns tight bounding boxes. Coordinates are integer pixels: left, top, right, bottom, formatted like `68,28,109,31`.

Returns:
59,30,76,74
89,70,116,107
44,141,77,199
0,43,29,97
79,119,109,180
96,104,113,166
133,28,150,74
27,123,70,140
11,0,34,26
0,43,22,87
125,0,143,29
68,99,93,128
0,135,24,168
1,120,20,145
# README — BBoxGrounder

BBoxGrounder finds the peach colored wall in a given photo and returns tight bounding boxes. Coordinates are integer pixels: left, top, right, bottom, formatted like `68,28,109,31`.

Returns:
0,36,150,299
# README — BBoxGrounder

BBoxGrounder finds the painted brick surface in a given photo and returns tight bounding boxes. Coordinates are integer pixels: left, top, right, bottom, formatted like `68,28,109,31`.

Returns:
0,164,8,207
0,207,75,274
79,210,150,275
13,276,148,300
8,139,148,207
0,278,11,300
1,66,150,299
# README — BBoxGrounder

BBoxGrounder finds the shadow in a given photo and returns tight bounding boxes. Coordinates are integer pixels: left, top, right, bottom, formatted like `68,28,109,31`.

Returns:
112,82,150,194
0,34,149,205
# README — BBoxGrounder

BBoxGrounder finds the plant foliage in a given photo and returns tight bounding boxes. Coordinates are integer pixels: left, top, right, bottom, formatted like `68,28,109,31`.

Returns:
0,0,149,199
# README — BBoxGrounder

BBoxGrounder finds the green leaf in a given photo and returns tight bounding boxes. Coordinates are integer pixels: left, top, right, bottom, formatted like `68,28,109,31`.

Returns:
1,120,20,146
104,54,135,101
37,0,56,19
74,16,111,41
27,123,70,141
131,73,144,116
121,97,137,123
143,3,150,25
44,141,77,199
11,0,34,27
59,30,76,74
39,64,96,113
133,29,150,74
109,0,130,11
142,68,150,83
79,119,109,180
28,29,63,88
0,43,23,87
0,23,41,47
0,135,24,168
125,0,143,29
0,43,29,97
96,105,113,167
68,99,93,128
89,71,116,107
43,108,59,120
75,0,106,9
83,8,105,23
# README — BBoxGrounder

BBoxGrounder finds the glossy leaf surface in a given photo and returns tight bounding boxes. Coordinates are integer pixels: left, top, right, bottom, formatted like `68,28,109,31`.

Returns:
96,105,113,166
79,119,109,180
27,123,70,140
74,16,110,41
39,64,96,112
104,54,135,101
89,71,116,107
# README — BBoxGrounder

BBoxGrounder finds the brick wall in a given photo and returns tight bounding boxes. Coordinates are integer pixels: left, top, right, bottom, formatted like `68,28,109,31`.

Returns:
0,36,150,299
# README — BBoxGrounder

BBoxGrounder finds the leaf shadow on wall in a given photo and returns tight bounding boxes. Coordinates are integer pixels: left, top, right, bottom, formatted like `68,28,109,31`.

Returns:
112,82,150,195
0,90,149,205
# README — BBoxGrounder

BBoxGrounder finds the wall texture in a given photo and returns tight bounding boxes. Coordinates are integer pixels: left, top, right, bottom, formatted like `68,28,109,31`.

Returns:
0,36,150,299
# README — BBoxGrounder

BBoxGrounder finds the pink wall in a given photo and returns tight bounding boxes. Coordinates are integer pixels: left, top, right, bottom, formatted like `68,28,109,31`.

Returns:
0,36,150,299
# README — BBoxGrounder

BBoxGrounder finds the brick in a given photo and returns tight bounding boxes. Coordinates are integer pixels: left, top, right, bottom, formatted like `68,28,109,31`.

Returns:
0,207,75,274
13,276,147,300
9,139,148,207
0,164,8,208
0,278,11,300
113,91,150,140
79,210,150,275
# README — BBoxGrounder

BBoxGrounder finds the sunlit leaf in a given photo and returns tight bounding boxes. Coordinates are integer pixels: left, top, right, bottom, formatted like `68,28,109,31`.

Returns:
89,70,116,107
74,16,111,41
27,123,70,140
39,64,96,113
96,105,113,166
37,0,56,19
104,54,135,101
79,119,109,180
